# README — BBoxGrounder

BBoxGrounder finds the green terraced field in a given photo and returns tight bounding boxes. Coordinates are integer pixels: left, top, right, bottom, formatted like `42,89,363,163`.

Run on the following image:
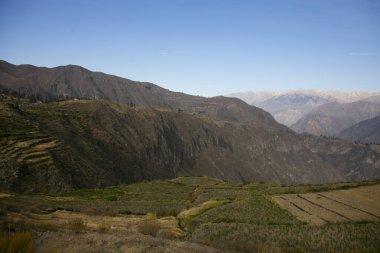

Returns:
1,177,380,252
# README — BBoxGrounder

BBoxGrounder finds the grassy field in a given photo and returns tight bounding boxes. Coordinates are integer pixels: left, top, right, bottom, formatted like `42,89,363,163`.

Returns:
1,177,380,252
273,184,380,225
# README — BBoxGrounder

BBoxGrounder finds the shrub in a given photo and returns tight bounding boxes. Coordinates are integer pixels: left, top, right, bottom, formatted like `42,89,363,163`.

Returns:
68,219,86,233
118,209,132,215
156,209,178,217
106,196,117,201
97,222,111,233
157,228,179,240
0,231,34,253
138,220,161,237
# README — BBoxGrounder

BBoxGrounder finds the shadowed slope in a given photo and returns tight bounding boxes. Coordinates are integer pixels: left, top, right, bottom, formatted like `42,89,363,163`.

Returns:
1,97,379,193
338,115,380,144
291,101,380,136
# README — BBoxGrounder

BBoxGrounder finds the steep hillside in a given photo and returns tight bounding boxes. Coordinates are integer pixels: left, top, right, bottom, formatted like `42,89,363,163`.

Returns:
0,97,379,193
301,134,380,181
338,115,380,144
1,61,379,193
0,60,281,129
291,101,380,136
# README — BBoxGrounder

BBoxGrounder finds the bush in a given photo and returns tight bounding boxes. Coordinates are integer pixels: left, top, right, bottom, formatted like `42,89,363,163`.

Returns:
97,222,111,233
68,219,86,233
106,196,117,201
138,220,161,237
0,231,34,253
156,209,178,217
119,209,132,215
157,228,179,240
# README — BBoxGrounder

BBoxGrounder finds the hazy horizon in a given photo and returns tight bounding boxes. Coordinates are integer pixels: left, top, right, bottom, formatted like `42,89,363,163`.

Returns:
1,0,379,97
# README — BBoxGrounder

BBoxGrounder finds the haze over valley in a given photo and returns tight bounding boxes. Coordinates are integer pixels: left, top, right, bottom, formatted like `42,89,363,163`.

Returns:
228,90,380,143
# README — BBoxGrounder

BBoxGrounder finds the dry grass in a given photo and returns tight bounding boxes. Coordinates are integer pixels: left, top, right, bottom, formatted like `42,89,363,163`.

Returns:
276,194,346,224
1,177,380,252
138,219,161,237
97,222,111,233
67,218,86,233
33,230,220,253
0,193,12,199
178,200,224,220
321,184,380,217
191,222,380,253
272,195,326,226
303,193,378,222
272,184,380,225
0,231,34,253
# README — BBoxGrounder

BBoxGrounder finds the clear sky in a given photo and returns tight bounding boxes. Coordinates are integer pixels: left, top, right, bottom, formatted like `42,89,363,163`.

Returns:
1,0,379,97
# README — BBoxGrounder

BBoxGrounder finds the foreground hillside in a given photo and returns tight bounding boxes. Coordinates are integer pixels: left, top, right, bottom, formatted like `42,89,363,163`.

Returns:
1,96,380,192
1,177,379,252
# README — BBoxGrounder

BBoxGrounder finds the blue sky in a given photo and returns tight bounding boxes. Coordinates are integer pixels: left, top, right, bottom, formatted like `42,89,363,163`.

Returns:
0,0,379,97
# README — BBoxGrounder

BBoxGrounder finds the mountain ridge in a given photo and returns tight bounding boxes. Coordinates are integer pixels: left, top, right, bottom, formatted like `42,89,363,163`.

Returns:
0,60,282,130
291,100,380,136
0,61,379,193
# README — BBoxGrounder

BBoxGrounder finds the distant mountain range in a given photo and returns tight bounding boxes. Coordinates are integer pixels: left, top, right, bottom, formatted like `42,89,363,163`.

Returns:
1,60,379,192
229,90,380,104
254,94,336,127
227,90,380,126
228,90,380,143
290,100,380,137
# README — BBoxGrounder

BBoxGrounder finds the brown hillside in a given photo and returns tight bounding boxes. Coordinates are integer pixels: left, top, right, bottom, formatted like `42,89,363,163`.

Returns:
1,97,379,193
0,60,282,129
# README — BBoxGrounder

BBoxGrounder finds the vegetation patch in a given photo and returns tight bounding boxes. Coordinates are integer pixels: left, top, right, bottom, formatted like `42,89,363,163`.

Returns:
67,218,86,233
138,219,161,237
97,222,111,233
273,184,380,225
1,177,380,252
0,231,34,253
191,222,380,253
192,196,301,226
